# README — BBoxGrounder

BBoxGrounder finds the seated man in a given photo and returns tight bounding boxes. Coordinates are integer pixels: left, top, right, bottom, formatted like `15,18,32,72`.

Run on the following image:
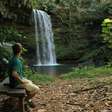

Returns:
8,43,39,108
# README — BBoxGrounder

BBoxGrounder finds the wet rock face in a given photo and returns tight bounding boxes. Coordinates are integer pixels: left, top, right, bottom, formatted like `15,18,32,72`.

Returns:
0,0,32,25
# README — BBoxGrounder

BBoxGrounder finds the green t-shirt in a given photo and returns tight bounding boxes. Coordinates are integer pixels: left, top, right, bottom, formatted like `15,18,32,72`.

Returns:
9,56,24,88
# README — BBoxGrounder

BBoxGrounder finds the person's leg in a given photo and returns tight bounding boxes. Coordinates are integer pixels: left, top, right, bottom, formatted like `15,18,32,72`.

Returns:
26,90,37,99
25,91,37,108
22,82,40,108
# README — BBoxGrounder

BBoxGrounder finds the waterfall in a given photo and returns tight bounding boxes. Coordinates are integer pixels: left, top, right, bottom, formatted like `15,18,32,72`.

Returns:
33,9,57,65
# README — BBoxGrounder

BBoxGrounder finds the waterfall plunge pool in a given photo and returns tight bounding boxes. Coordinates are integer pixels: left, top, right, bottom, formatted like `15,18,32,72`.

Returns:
32,10,74,75
31,64,74,75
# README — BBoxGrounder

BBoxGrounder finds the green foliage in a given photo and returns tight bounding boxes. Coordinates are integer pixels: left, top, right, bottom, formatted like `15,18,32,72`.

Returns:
0,26,31,60
101,17,112,48
31,0,56,11
61,65,112,80
24,68,55,85
56,0,112,63
0,46,12,60
0,26,25,43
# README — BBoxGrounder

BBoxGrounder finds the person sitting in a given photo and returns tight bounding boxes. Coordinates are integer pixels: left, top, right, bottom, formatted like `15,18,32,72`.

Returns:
8,43,40,108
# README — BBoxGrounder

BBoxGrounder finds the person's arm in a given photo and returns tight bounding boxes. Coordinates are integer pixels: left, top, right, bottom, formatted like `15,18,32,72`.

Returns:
12,70,28,84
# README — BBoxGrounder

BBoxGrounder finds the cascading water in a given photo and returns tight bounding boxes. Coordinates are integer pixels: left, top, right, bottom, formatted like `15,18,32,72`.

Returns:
33,9,57,65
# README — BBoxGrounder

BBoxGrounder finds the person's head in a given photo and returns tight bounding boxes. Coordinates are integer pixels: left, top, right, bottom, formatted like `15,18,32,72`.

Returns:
12,43,22,56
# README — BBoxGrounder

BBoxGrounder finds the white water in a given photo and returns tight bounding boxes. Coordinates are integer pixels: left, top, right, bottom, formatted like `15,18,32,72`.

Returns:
33,9,57,65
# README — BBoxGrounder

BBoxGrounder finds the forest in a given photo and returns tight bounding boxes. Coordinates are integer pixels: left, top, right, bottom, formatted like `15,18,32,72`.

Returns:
0,0,112,65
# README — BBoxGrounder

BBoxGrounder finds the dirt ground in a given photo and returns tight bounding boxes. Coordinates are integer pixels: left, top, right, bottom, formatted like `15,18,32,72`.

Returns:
1,76,112,112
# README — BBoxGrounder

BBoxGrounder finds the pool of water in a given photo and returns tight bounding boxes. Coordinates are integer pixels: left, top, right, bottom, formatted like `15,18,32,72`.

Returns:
31,64,74,75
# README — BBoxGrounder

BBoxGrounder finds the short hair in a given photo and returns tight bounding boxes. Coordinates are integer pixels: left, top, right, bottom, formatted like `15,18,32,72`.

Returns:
12,43,22,55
